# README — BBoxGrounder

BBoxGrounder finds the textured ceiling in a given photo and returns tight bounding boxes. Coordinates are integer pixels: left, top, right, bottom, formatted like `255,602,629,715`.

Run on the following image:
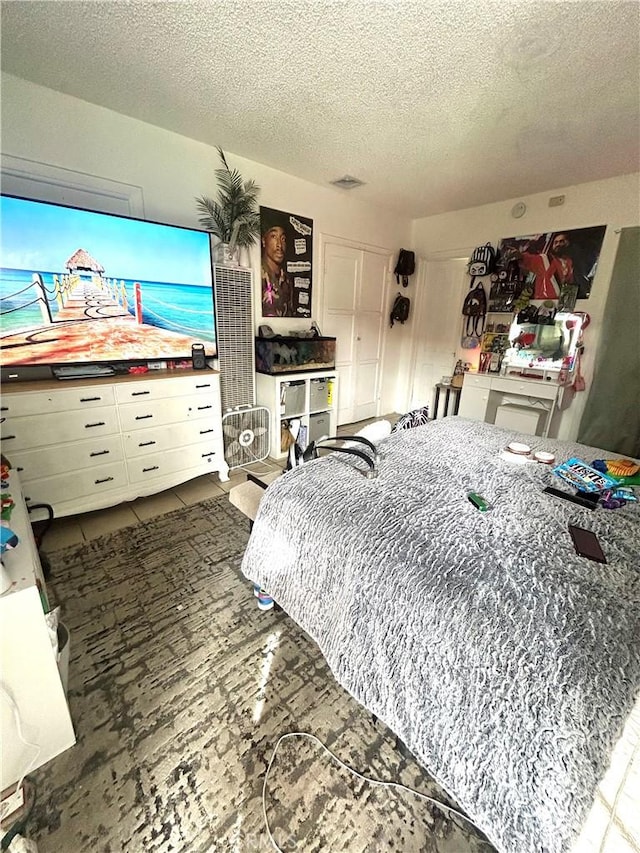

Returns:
1,0,639,218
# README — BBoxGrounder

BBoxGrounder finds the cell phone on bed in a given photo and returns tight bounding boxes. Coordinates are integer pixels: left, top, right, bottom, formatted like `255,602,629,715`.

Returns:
568,524,607,564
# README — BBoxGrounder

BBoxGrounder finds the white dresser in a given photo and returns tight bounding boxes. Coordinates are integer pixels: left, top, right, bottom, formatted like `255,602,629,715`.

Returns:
1,469,75,793
0,369,228,517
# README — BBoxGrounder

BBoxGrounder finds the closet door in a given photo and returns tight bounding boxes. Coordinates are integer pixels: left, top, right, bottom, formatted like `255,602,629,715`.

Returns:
323,243,387,425
353,251,386,422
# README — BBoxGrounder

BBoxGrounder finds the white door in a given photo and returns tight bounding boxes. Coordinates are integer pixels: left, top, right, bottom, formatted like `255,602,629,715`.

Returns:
409,258,469,416
322,243,387,425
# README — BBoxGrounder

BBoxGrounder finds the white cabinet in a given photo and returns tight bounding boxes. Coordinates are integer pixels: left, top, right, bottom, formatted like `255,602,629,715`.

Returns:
1,470,75,793
0,370,229,517
255,370,338,460
457,375,492,421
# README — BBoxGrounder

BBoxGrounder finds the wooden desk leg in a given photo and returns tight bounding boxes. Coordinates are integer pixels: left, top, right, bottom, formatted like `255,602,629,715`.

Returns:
434,385,441,419
453,388,461,415
444,387,451,415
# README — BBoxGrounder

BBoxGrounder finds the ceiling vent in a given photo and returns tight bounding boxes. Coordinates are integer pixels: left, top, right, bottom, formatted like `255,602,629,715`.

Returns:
330,175,365,190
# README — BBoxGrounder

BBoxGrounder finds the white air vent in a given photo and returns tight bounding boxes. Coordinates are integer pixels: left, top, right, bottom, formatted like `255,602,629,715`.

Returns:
330,175,365,190
213,265,255,411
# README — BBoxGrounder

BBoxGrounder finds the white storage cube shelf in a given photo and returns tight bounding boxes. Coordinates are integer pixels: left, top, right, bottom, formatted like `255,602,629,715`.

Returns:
255,370,338,459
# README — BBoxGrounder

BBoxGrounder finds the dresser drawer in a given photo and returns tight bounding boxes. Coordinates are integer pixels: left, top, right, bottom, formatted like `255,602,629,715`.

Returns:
126,441,222,483
114,374,219,404
1,407,119,451
491,377,558,400
1,386,115,418
123,420,221,458
461,374,493,390
118,393,220,432
22,462,127,506
11,435,124,483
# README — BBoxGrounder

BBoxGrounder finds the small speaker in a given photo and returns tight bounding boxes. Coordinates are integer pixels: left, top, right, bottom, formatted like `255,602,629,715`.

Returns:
191,343,207,370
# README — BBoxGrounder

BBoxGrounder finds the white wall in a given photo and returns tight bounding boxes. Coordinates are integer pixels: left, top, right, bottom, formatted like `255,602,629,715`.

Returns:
410,174,640,439
1,73,412,414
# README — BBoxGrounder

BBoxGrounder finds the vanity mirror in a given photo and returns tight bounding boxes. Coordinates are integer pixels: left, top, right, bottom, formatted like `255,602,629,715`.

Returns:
503,311,587,381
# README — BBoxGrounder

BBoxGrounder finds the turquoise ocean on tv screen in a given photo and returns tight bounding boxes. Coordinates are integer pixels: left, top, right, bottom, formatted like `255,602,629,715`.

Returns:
0,268,216,341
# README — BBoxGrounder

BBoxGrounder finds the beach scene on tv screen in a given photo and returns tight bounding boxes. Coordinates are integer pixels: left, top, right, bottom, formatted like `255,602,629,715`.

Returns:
0,196,217,365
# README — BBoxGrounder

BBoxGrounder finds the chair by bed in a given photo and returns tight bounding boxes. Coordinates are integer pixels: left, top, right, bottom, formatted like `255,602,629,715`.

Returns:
241,418,640,853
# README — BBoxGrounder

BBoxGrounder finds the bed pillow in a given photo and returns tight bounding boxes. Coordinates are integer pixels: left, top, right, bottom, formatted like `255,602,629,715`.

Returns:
391,406,430,432
353,419,392,444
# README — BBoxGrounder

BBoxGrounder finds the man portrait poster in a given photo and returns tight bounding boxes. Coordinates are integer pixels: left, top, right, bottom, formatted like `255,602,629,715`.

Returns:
260,206,313,318
498,225,606,301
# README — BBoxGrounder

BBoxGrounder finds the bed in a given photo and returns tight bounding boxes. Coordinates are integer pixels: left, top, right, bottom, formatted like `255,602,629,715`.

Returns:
241,418,640,853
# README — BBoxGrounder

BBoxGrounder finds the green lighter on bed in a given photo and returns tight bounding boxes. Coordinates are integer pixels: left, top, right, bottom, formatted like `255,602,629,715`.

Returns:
468,492,489,511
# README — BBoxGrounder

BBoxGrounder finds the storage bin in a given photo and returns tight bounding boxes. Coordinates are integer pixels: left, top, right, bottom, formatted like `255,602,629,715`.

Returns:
255,336,336,374
281,381,306,416
494,404,543,436
309,411,331,444
309,378,330,411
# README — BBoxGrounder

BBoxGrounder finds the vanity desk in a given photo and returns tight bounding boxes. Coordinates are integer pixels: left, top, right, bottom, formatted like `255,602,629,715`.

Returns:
457,372,566,437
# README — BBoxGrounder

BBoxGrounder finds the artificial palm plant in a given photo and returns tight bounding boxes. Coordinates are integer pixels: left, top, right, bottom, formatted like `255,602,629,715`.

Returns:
196,148,261,259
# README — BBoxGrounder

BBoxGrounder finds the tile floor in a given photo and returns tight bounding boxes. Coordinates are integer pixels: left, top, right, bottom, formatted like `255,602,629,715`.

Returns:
43,414,399,551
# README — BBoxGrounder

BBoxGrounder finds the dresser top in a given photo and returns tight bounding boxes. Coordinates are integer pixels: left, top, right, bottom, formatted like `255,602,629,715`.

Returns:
1,367,220,395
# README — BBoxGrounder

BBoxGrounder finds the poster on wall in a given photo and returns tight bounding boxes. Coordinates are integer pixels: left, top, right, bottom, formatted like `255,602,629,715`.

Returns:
498,225,606,301
259,205,313,318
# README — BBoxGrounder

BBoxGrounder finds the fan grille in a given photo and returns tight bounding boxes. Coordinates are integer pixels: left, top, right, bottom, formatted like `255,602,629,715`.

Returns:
214,264,255,412
222,406,270,469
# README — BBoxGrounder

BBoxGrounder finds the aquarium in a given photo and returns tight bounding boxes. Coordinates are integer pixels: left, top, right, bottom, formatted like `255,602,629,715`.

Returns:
255,336,336,374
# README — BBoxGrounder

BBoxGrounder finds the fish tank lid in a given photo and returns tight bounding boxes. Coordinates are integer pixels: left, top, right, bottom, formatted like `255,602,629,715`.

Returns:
255,335,336,342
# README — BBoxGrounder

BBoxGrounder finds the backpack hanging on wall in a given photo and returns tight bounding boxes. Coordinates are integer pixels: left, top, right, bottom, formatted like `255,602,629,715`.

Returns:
390,293,411,327
394,249,415,287
462,277,487,338
467,243,496,277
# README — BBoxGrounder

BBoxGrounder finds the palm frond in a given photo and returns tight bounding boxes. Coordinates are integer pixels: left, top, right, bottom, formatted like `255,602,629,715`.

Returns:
195,147,261,248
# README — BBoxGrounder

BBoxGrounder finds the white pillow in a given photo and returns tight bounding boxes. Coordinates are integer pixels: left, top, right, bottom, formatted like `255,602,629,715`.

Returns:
353,419,392,444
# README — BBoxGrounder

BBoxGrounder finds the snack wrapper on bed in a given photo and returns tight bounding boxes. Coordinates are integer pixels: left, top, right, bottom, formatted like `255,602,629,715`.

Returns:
553,457,619,492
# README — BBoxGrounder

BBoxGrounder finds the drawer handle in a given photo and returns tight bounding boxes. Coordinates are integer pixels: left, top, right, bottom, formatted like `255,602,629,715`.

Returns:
85,422,106,429
80,396,102,402
16,466,24,472
90,450,110,457
195,383,211,389
135,414,153,420
138,440,156,447
201,452,216,458
0,406,8,411
197,404,212,411
199,428,214,435
3,434,16,440
142,465,159,473
131,391,150,397
95,476,114,485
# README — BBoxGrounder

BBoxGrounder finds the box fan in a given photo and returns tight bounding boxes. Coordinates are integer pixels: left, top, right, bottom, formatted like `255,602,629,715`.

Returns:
222,407,270,469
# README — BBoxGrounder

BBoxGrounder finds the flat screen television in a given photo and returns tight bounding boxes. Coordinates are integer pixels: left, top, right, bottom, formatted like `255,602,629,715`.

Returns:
0,195,216,370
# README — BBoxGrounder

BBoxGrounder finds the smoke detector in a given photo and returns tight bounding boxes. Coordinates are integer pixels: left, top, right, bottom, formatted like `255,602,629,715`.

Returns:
330,175,365,190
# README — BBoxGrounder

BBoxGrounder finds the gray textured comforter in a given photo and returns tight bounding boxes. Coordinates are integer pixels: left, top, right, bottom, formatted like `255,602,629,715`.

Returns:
241,418,640,853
